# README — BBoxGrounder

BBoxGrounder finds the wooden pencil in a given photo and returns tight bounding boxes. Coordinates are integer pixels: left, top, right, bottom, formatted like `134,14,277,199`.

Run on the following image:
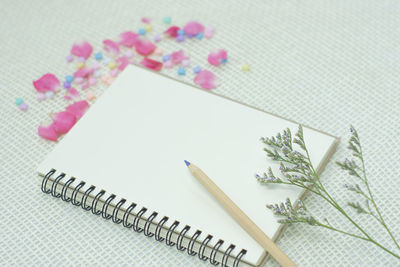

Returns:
184,160,297,267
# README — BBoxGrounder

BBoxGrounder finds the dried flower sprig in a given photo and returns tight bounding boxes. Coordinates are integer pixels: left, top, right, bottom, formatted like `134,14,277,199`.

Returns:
256,125,400,259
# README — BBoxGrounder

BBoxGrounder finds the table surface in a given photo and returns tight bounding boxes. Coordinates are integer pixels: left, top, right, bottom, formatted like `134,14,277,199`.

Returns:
1,0,399,266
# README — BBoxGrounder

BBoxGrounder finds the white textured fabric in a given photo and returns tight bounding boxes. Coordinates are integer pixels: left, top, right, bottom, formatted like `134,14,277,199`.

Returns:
1,0,399,266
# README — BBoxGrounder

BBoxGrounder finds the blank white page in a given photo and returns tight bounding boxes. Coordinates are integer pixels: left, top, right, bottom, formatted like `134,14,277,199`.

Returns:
37,65,337,265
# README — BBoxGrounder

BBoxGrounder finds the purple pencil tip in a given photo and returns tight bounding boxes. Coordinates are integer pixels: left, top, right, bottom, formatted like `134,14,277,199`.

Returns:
184,160,191,166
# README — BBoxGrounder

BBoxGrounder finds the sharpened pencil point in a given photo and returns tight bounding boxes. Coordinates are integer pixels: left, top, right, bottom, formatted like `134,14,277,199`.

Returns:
184,160,191,166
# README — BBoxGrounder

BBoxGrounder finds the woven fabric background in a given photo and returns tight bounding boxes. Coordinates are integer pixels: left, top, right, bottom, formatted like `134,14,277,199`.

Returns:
1,0,399,266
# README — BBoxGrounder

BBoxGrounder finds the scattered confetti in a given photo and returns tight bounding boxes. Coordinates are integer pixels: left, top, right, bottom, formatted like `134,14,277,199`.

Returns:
77,57,86,63
164,61,173,68
196,33,203,40
178,67,186,75
74,77,84,84
37,93,46,101
63,81,71,89
66,55,73,62
45,91,54,99
116,56,130,71
194,70,217,90
208,49,227,66
124,50,134,58
38,124,58,141
162,54,171,62
153,34,161,43
94,52,103,60
65,75,74,83
66,100,89,119
140,58,163,71
145,24,152,32
163,16,171,24
74,67,94,78
193,66,201,74
171,50,188,65
76,62,85,69
108,62,117,70
178,29,185,36
241,63,250,71
70,41,93,59
33,73,60,93
176,35,185,42
19,102,28,111
15,98,24,106
138,28,146,35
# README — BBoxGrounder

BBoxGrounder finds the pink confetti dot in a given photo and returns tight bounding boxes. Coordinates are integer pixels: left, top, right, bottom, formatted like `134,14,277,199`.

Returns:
19,102,28,111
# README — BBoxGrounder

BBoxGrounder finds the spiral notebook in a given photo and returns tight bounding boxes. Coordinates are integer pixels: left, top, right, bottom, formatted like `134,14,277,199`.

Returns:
37,65,339,266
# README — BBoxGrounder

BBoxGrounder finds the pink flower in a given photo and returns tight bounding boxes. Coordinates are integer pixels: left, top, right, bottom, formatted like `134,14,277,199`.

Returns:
207,49,227,66
70,41,93,59
194,70,217,90
164,26,180,38
38,124,58,142
140,58,163,71
66,100,89,119
183,21,205,36
171,50,188,65
52,111,77,134
118,31,139,47
134,39,156,56
33,73,60,92
103,39,120,56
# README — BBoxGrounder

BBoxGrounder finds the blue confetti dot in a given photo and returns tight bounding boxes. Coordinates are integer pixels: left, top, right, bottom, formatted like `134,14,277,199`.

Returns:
178,67,186,75
163,16,171,24
65,75,74,83
193,66,201,74
220,58,228,64
196,33,203,40
177,29,185,36
15,97,23,106
162,54,171,62
138,28,146,35
94,52,103,61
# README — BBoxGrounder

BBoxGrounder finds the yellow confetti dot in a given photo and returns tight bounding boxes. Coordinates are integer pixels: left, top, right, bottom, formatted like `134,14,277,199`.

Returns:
77,62,85,69
241,63,250,72
108,62,117,70
145,24,152,32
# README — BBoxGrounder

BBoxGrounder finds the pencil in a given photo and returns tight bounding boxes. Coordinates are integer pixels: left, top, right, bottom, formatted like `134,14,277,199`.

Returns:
184,160,297,267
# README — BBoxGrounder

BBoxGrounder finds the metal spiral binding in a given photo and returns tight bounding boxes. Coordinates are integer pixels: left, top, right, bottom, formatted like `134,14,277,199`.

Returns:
42,170,247,266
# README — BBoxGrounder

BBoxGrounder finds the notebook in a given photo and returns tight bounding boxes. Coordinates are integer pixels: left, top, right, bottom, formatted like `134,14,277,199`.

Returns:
37,65,339,266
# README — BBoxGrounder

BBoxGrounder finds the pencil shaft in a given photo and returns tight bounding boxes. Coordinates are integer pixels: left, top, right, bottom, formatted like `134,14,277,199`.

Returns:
188,163,297,267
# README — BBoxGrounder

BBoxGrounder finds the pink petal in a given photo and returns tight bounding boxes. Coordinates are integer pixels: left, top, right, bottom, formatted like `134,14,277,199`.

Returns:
116,56,131,71
134,39,156,56
33,73,60,92
38,124,58,141
141,17,151,24
70,41,93,59
183,21,205,36
118,31,139,47
171,50,188,65
73,67,94,79
164,26,180,38
140,58,163,71
52,111,77,134
103,39,120,56
66,100,89,119
194,70,217,90
207,49,227,66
